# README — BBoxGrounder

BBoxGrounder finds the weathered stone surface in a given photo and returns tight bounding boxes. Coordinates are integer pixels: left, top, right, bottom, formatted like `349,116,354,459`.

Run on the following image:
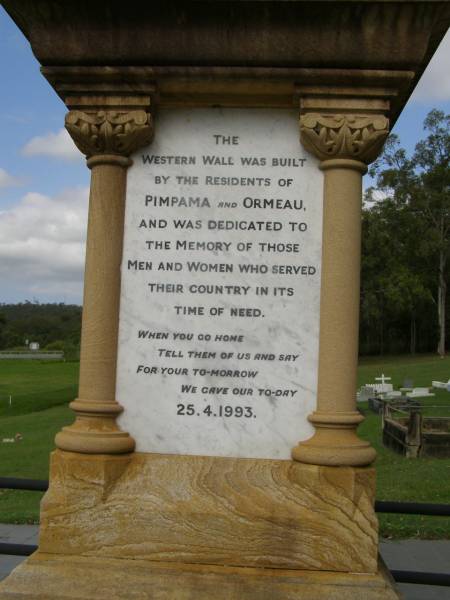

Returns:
3,1,448,74
0,553,401,600
3,2,449,122
37,450,378,573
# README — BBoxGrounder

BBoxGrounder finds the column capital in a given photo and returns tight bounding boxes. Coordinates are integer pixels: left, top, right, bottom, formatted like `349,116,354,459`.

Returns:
65,109,154,160
300,112,389,164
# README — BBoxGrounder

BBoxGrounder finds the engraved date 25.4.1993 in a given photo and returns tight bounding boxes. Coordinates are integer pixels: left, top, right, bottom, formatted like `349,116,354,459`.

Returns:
177,403,256,418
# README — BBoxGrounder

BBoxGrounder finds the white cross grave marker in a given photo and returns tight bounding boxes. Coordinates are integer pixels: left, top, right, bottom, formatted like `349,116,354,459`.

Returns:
375,374,391,385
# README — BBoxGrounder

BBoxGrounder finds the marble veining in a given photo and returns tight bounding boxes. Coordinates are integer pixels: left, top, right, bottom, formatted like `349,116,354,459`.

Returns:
116,108,324,459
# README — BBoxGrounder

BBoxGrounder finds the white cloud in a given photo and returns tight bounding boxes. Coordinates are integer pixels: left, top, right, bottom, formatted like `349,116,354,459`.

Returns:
412,31,450,102
22,128,82,162
0,167,22,188
0,187,88,303
363,187,390,204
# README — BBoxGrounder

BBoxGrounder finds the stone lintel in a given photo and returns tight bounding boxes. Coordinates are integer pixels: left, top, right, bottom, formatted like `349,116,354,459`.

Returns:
5,0,448,126
299,94,390,116
64,95,153,113
42,65,412,122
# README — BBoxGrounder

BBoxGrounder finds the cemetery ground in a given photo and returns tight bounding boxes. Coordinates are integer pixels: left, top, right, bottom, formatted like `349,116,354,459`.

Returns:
0,357,449,539
0,360,78,523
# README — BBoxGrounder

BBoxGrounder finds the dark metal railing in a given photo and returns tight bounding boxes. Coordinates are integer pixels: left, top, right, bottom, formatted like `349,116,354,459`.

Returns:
0,542,37,556
375,500,450,517
390,570,450,587
0,478,449,587
0,477,48,492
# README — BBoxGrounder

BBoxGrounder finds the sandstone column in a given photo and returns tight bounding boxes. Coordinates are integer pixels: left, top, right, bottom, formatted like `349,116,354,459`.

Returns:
292,112,389,467
55,100,153,454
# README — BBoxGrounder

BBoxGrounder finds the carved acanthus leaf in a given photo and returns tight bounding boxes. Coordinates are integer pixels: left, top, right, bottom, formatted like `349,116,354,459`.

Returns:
65,110,153,158
300,113,389,163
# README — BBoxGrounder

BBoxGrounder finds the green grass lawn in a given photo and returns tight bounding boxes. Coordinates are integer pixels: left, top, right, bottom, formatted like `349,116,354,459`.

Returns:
0,359,78,521
358,353,450,395
356,353,450,538
0,359,79,417
359,406,450,539
0,355,450,538
0,404,73,522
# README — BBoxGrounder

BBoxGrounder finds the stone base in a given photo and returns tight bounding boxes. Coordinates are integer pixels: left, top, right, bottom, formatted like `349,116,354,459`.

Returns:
39,450,378,572
0,553,401,600
0,451,400,599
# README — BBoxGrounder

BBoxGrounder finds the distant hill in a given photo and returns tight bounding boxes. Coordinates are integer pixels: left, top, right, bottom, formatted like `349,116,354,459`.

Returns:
0,302,81,356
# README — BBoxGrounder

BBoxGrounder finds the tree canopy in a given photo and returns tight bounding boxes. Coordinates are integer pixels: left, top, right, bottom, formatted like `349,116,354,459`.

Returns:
362,109,450,355
0,302,81,358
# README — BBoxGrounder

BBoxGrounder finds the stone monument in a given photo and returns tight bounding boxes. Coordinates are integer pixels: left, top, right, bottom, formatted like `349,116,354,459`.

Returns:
1,2,448,598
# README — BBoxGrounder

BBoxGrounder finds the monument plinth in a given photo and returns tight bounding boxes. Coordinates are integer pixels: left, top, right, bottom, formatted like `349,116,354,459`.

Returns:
1,1,448,598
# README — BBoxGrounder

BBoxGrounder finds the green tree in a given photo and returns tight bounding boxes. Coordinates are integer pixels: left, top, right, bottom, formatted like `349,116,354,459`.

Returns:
369,109,450,356
0,312,6,348
361,193,433,355
0,303,81,351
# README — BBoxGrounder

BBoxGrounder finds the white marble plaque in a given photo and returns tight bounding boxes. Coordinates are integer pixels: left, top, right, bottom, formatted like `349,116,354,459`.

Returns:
116,108,323,459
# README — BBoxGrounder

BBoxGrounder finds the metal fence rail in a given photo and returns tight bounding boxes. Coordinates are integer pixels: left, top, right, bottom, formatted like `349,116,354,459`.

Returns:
390,570,450,587
0,477,48,492
0,477,449,587
0,543,37,556
375,500,450,517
